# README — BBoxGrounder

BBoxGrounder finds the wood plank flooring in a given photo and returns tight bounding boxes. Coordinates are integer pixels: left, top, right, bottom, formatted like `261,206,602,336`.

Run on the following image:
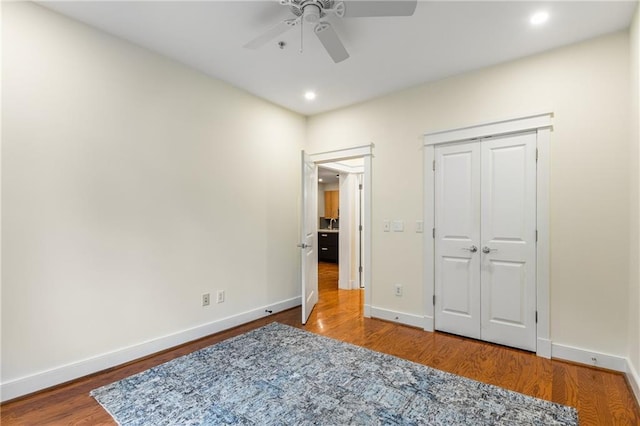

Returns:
2,262,639,425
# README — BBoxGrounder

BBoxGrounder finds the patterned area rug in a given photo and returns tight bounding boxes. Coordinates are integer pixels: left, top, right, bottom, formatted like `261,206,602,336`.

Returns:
91,322,577,425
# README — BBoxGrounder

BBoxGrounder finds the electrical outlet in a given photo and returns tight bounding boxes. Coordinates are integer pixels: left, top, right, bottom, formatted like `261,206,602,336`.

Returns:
216,290,225,304
202,293,210,306
394,284,402,296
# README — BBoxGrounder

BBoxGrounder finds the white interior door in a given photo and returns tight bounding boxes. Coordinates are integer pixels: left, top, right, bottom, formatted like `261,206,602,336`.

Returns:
300,151,318,324
480,132,537,351
434,132,537,352
434,142,481,339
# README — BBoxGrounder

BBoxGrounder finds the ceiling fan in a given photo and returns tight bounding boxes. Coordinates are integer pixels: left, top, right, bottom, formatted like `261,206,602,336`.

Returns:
244,0,418,63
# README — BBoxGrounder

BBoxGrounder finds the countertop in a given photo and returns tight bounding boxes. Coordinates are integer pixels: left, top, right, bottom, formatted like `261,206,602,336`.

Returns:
318,229,339,233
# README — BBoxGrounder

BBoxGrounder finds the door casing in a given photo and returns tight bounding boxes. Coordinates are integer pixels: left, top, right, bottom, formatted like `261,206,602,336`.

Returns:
423,113,553,358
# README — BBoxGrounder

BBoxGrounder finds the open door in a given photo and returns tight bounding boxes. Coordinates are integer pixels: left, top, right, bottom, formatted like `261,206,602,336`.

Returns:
300,151,318,324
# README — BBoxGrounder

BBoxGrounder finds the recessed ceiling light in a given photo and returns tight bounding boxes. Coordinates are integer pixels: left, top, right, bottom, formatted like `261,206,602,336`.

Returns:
318,178,323,182
530,11,549,26
304,91,316,101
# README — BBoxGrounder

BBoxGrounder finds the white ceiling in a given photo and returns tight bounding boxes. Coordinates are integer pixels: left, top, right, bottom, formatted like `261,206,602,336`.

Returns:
318,167,340,184
39,1,637,116
319,158,364,183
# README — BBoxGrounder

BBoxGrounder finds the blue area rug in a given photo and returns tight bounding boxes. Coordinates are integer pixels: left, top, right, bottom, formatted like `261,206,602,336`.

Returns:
91,322,577,425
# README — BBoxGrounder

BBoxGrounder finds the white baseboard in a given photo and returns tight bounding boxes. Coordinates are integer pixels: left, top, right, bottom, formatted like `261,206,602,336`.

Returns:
423,315,434,332
536,338,552,359
551,343,627,372
627,358,640,406
0,296,301,402
370,306,427,329
363,304,372,318
338,279,358,290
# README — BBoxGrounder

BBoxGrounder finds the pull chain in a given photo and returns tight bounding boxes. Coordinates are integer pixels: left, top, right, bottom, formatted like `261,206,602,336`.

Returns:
300,16,304,54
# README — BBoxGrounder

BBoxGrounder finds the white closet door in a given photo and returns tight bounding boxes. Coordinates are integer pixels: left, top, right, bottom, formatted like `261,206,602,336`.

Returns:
480,132,537,351
434,132,537,352
434,142,481,339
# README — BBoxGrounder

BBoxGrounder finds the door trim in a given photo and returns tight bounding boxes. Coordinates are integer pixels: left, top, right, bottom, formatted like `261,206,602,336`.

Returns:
423,114,553,358
310,144,373,317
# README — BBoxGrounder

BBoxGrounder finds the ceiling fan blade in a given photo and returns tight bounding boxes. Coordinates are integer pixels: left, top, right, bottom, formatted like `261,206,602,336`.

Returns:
314,22,349,63
244,19,298,49
341,0,417,18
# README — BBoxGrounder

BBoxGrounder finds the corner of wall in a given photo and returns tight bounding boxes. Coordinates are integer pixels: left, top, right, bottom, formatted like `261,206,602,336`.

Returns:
629,1,640,397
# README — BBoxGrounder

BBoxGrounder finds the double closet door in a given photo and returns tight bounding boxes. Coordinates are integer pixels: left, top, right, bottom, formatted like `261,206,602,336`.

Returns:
434,131,537,352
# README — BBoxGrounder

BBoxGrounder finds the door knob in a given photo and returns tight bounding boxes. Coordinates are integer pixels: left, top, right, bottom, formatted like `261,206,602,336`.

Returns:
462,245,478,253
482,246,497,254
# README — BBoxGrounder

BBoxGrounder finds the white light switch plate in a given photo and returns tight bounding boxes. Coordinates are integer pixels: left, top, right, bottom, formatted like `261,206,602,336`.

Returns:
416,220,424,233
383,220,390,232
392,220,404,232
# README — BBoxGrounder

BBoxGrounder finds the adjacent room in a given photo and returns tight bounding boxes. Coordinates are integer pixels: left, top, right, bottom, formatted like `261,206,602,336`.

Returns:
2,0,640,423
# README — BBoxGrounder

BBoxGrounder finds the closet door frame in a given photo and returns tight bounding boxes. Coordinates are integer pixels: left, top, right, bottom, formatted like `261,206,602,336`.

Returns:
423,113,553,358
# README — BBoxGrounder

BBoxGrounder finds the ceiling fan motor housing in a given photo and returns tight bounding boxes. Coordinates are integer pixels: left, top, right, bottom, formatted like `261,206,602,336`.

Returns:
289,0,334,20
303,5,321,23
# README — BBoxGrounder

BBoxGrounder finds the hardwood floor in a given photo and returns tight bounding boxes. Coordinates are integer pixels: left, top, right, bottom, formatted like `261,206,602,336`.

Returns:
2,261,639,425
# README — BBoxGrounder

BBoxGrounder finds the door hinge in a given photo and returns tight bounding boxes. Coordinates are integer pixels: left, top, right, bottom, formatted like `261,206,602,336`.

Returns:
536,230,538,242
432,160,436,171
536,149,539,162
359,266,363,272
433,295,436,306
535,311,538,323
359,184,363,190
359,225,363,231
432,228,435,238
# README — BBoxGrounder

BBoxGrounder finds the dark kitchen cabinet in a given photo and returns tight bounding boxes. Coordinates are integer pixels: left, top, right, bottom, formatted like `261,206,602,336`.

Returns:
318,231,338,263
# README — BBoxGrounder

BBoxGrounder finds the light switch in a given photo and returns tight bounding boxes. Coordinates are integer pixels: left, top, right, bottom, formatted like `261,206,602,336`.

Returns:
416,220,424,233
383,220,390,232
392,220,404,232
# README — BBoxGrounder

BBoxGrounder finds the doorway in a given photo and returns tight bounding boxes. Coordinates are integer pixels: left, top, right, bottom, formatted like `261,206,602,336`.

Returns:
318,162,364,291
300,145,373,324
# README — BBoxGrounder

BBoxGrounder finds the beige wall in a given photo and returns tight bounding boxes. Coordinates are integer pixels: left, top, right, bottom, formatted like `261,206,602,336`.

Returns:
629,2,640,380
307,32,631,356
2,2,305,385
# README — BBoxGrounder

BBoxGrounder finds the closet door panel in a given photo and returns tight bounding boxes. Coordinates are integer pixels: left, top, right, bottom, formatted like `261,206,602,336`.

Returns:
434,142,481,339
480,132,537,351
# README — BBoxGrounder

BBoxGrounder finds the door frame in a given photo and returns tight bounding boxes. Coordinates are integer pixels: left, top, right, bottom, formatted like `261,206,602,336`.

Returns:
423,113,553,358
309,144,373,317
